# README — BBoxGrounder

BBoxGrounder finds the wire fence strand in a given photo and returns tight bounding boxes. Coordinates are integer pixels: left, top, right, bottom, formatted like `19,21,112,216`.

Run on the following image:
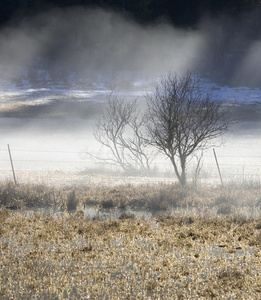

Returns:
1,146,261,185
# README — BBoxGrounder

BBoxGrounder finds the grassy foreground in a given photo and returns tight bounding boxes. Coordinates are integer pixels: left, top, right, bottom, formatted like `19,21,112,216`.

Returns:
0,181,261,299
0,211,261,299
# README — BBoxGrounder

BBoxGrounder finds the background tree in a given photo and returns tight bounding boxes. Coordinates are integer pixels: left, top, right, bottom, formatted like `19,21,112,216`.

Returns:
146,71,232,186
93,91,156,172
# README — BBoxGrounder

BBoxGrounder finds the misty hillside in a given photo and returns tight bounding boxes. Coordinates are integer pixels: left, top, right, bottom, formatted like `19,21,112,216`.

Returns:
2,0,261,28
0,5,261,89
0,2,260,125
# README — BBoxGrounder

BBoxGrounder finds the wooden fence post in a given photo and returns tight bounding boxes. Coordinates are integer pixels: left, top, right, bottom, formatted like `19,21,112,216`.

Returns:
213,148,223,186
7,144,17,185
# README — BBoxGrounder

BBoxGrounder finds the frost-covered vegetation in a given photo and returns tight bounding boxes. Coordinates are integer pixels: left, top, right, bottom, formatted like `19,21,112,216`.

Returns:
0,204,261,298
1,180,261,214
1,181,261,298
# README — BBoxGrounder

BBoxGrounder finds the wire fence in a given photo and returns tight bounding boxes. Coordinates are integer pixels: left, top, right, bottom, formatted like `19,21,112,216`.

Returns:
1,145,261,186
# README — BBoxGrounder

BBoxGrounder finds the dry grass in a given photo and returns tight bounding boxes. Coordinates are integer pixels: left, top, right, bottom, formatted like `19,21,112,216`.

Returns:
0,181,261,298
0,180,261,216
0,210,260,299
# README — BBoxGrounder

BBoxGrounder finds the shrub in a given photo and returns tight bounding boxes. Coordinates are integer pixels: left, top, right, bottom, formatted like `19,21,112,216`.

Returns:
217,204,232,215
67,190,77,210
101,199,115,209
119,212,135,220
214,196,236,206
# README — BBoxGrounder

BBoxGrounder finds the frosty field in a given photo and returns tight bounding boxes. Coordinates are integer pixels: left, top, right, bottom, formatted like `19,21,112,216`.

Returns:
0,180,261,299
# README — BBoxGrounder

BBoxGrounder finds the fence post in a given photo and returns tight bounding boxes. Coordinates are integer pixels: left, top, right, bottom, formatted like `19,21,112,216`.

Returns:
213,148,223,187
7,144,17,185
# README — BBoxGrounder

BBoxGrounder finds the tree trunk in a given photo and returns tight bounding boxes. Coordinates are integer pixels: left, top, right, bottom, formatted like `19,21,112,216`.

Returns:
179,155,187,186
170,155,187,186
180,167,186,186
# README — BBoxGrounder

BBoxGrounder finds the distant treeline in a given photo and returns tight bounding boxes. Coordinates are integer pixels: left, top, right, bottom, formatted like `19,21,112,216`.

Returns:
1,0,261,27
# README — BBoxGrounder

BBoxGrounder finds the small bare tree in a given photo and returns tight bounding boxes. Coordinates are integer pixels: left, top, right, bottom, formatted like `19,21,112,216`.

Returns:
146,71,232,186
93,91,156,172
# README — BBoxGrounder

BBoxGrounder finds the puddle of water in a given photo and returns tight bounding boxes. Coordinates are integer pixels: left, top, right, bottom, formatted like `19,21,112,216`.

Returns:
82,206,153,220
20,204,261,220
23,205,153,220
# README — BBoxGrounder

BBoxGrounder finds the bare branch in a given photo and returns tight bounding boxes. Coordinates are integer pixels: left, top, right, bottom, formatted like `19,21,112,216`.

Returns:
147,71,233,185
93,90,157,172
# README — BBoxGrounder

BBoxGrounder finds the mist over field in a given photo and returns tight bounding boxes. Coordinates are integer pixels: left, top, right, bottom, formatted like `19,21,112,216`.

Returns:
0,6,260,183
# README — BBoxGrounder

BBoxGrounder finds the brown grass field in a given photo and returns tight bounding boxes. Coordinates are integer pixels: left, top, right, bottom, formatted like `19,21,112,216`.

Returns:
0,181,261,299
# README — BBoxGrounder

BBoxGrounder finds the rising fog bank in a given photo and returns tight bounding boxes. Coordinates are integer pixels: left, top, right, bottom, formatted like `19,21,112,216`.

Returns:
0,7,260,184
0,7,260,88
0,7,204,83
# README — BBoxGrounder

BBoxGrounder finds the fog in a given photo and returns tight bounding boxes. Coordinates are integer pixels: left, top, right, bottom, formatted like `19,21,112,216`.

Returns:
0,8,205,81
0,7,260,86
0,7,261,184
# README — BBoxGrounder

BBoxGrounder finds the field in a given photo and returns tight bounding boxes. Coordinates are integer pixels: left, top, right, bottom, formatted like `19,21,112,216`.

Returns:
0,181,261,299
1,5,261,298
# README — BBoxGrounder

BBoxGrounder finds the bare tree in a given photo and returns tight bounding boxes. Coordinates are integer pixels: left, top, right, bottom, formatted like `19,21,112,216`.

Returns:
93,91,156,172
146,71,232,186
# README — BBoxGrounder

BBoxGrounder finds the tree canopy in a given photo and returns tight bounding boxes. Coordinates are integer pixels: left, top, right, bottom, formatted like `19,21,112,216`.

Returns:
146,72,232,185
